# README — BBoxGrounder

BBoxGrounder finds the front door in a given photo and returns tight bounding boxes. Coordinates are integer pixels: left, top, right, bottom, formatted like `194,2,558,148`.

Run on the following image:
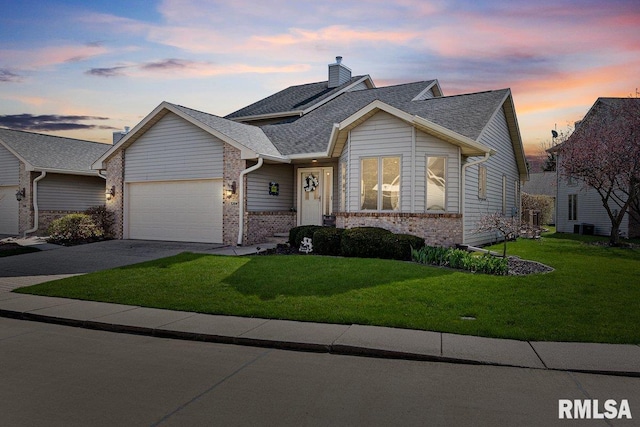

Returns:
298,168,332,225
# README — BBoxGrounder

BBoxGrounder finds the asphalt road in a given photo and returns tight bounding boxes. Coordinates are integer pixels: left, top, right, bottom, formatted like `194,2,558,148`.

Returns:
1,317,638,426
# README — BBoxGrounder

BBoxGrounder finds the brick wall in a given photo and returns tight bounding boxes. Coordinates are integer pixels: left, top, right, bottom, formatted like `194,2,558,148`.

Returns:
223,145,244,245
336,212,463,247
243,211,296,245
104,151,124,239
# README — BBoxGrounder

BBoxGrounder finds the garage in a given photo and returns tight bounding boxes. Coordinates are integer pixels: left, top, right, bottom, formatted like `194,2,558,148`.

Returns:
127,180,222,243
0,186,19,235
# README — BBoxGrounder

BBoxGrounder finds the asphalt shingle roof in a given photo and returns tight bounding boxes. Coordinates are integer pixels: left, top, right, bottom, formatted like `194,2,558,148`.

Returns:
260,82,508,156
0,128,111,172
225,76,369,119
169,103,284,158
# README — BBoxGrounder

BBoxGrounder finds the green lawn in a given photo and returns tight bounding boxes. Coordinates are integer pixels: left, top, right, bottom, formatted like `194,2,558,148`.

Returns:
15,231,640,344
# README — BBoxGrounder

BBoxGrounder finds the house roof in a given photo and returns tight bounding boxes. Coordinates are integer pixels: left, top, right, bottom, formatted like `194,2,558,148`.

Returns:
225,75,374,121
93,102,286,169
261,83,510,156
0,128,110,175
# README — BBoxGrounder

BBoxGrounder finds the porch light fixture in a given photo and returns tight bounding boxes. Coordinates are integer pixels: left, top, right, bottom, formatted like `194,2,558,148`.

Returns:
105,185,116,200
15,188,25,201
225,181,237,198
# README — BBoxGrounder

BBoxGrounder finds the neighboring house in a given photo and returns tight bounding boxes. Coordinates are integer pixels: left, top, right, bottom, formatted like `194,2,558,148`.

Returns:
0,128,110,236
552,98,639,238
94,57,528,247
522,172,556,224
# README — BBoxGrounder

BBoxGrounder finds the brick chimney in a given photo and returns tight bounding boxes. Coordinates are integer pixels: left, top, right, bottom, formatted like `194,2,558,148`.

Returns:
328,56,352,88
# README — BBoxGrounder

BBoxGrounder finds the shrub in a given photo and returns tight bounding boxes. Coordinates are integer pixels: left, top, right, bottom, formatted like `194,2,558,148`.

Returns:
47,213,103,245
382,233,426,261
84,205,115,239
411,245,508,275
341,227,394,259
312,227,345,256
288,225,324,249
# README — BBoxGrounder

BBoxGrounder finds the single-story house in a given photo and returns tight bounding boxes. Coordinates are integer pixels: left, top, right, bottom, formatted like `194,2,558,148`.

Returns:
551,97,639,238
93,57,528,247
0,128,111,236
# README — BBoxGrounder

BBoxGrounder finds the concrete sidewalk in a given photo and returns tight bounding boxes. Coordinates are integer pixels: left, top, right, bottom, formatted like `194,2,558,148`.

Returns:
0,290,638,377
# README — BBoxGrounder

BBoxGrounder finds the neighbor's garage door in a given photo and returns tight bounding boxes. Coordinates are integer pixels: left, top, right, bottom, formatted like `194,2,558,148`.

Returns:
127,180,222,243
0,185,19,235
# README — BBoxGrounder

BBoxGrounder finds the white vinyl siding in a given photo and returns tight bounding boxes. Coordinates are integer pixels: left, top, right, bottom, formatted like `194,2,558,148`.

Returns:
247,163,294,211
464,106,520,246
0,144,19,185
38,173,105,211
125,113,224,182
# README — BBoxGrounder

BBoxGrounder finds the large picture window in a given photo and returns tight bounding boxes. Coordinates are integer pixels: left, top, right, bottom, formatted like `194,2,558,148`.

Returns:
360,157,400,211
426,156,446,211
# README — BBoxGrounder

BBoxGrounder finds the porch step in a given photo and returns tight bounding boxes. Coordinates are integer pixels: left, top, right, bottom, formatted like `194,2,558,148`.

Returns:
264,233,289,245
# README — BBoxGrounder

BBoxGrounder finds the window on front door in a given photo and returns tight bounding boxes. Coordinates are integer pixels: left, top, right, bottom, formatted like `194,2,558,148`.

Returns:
360,156,400,211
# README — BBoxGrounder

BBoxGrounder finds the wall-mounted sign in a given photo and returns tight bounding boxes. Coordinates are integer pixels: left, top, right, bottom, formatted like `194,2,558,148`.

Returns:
269,182,279,196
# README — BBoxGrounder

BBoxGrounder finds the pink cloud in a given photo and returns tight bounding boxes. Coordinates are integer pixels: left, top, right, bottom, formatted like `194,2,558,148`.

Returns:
0,44,110,70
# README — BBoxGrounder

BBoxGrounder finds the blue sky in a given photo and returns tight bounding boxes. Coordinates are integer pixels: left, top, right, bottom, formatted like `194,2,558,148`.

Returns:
1,0,638,156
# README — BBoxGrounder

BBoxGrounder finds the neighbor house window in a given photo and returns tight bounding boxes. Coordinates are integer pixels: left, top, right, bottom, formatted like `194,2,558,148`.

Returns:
426,156,446,211
478,166,487,200
360,156,400,211
340,162,346,211
568,194,578,221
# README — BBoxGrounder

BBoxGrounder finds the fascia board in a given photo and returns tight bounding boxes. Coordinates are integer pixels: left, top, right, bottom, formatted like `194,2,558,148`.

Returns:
412,116,492,156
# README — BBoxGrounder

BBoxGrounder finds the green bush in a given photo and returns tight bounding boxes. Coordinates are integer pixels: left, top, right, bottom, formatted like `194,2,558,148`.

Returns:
84,205,115,239
411,246,508,275
47,213,103,245
341,227,394,259
312,227,345,256
288,225,324,249
382,233,426,261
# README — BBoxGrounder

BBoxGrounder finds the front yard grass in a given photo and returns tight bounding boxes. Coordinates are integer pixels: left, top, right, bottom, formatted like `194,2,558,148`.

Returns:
15,231,640,344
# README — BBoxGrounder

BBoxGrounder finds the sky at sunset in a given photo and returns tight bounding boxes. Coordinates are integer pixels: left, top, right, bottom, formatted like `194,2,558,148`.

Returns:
1,0,638,159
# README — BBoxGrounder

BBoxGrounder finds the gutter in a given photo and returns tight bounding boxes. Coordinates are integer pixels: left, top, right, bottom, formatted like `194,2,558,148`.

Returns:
460,152,492,244
23,171,47,237
237,157,264,245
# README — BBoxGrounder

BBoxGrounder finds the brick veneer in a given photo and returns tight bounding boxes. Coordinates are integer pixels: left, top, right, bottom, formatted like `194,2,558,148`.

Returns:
104,150,124,239
336,212,463,247
243,211,296,245
223,145,244,245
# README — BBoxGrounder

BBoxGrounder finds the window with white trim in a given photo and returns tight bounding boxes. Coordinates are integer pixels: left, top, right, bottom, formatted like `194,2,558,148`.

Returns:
426,156,446,211
360,156,400,211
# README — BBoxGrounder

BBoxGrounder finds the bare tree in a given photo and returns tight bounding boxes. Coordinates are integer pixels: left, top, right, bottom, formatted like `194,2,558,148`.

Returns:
556,98,640,245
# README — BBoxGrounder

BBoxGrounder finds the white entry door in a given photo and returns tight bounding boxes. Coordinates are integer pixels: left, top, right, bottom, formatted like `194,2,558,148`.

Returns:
298,168,332,226
0,186,19,235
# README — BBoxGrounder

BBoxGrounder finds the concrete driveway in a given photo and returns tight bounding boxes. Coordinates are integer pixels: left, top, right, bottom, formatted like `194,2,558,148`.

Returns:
0,239,227,279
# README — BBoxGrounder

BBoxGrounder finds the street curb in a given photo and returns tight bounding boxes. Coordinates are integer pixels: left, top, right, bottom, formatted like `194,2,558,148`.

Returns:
3,308,639,377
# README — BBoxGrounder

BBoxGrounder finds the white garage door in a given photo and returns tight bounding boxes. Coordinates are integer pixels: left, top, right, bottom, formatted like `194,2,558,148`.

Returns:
127,180,223,243
0,186,19,235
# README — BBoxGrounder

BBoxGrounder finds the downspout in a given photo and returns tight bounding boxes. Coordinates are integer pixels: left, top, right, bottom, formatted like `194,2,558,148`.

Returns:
460,152,492,244
237,157,264,245
23,171,47,237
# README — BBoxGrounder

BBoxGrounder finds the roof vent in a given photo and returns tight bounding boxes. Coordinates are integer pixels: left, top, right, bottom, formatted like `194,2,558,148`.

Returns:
328,56,351,88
